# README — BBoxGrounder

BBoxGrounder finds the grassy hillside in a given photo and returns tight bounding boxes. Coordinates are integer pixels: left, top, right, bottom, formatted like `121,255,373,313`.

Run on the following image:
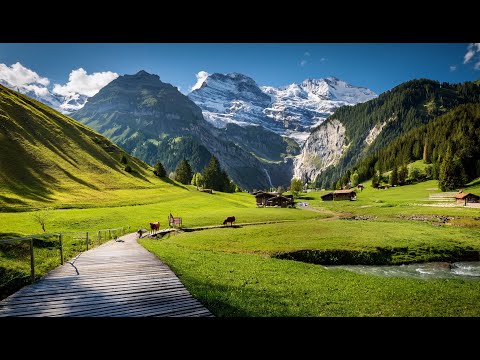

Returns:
338,103,480,187
316,79,480,187
0,84,168,211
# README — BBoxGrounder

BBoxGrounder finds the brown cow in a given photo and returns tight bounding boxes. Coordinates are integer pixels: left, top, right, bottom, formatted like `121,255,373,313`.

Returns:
223,216,235,226
149,222,160,234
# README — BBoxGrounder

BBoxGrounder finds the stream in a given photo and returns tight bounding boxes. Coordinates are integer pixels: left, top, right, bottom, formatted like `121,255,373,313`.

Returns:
326,261,480,280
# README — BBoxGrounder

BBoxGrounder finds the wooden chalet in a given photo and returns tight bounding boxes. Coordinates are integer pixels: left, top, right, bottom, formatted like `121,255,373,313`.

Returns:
321,189,357,201
455,192,480,205
254,191,294,208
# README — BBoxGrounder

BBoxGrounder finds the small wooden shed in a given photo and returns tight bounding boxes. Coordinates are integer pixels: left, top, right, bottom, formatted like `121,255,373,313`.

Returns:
455,192,480,205
254,191,293,207
321,189,357,201
266,194,294,208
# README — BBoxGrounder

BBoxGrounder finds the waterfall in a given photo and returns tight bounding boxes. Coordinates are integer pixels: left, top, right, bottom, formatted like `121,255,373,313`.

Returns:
263,168,273,188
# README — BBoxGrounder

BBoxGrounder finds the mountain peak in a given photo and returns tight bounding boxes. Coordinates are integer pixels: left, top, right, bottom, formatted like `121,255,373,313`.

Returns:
208,72,257,85
127,70,160,82
135,70,150,76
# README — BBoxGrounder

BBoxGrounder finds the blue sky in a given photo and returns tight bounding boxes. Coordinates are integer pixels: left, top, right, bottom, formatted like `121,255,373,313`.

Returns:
0,43,479,97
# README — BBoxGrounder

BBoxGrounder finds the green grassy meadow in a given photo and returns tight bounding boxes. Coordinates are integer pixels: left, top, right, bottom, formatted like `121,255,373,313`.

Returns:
140,236,480,317
138,177,480,317
301,179,480,219
0,186,323,237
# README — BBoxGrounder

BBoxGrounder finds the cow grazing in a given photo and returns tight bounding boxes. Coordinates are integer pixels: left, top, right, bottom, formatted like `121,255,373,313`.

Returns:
149,222,160,234
223,216,235,226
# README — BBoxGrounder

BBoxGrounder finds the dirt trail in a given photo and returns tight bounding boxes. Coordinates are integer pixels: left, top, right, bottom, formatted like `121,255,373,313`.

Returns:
299,205,343,221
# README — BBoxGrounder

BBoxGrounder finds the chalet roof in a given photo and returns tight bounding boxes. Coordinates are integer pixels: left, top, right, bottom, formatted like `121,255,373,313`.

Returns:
455,193,479,199
333,190,356,194
255,192,280,197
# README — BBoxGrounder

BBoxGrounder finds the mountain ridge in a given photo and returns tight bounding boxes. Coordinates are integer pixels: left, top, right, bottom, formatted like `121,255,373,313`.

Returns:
295,78,480,187
189,72,377,144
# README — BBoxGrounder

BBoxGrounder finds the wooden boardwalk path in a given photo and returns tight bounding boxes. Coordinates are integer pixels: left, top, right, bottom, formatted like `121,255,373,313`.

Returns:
0,233,213,317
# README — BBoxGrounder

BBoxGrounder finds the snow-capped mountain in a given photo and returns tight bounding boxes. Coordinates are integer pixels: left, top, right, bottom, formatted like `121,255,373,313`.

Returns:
188,73,272,128
189,73,377,144
0,79,88,114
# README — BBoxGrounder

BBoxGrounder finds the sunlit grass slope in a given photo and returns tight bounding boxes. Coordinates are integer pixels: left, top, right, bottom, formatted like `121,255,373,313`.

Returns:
0,84,167,211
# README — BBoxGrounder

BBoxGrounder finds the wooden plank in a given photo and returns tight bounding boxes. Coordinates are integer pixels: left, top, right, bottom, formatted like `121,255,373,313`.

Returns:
63,297,200,318
27,293,198,317
6,275,182,297
1,290,196,317
6,272,178,290
1,285,196,317
0,277,177,302
68,296,197,317
0,232,212,317
0,284,190,312
0,280,186,306
0,286,190,311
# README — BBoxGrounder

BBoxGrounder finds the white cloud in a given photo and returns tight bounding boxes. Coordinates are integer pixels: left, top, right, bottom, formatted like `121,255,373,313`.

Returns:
300,60,308,67
24,84,50,97
0,62,50,87
464,49,475,64
463,43,480,64
320,57,327,62
304,51,311,57
190,71,209,91
53,68,118,97
450,65,457,72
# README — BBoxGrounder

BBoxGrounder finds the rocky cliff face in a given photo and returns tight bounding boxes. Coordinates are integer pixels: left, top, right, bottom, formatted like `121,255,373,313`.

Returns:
293,119,347,183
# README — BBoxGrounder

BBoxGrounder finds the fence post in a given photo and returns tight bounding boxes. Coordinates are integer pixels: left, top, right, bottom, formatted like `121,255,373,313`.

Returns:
86,231,89,251
59,233,64,265
29,238,35,283
98,230,100,245
109,229,111,240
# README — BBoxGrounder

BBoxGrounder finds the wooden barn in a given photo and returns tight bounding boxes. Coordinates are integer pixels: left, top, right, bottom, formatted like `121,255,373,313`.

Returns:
254,192,294,208
321,189,357,201
455,192,480,205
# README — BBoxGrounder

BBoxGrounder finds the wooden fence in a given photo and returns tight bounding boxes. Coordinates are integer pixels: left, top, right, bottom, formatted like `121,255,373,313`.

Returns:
0,226,130,285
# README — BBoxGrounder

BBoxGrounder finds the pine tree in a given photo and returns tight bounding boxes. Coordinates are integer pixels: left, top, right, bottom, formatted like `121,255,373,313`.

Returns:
350,171,359,187
371,171,380,188
203,156,222,190
390,166,398,186
439,147,467,191
202,156,235,192
175,159,193,185
425,165,433,179
398,165,408,185
153,161,166,177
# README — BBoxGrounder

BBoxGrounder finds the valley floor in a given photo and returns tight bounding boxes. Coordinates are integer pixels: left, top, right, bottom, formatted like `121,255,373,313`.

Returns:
2,180,480,316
